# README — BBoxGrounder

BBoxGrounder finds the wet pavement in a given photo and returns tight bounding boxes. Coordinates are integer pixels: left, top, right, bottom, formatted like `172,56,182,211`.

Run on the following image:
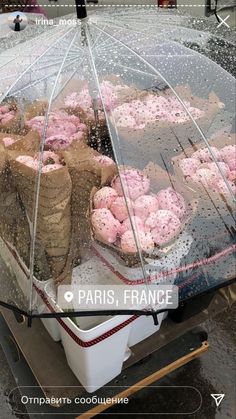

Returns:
105,304,236,419
0,302,235,419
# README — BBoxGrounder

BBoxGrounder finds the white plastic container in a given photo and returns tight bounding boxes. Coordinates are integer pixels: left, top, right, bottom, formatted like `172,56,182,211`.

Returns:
34,283,61,342
128,312,166,347
59,315,134,392
0,236,184,392
0,237,30,300
70,255,170,347
0,237,61,342
43,281,136,392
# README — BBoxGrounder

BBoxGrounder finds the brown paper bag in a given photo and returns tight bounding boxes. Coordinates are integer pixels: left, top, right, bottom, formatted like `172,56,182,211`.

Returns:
0,99,24,135
24,100,48,122
0,130,40,246
55,144,116,283
0,142,19,245
0,130,41,153
9,151,72,280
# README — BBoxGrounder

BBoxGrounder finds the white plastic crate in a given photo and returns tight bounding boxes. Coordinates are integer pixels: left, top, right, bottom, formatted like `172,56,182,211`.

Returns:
0,237,61,342
44,280,164,392
0,235,191,391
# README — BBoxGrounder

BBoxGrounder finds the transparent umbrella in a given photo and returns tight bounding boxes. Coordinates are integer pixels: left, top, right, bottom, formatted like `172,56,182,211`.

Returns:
0,3,235,329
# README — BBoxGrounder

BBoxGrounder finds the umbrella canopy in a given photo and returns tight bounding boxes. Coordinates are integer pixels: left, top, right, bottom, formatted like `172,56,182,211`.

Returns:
0,6,235,322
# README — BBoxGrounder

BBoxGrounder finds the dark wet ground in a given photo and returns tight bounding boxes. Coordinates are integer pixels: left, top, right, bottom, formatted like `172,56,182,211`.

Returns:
0,303,235,419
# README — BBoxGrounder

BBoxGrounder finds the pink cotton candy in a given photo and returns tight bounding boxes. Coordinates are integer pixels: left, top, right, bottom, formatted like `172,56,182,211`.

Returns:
110,196,133,222
116,114,137,129
42,163,63,173
93,155,115,166
16,155,34,165
77,123,87,131
149,210,181,246
133,195,159,220
192,146,221,163
112,104,129,121
228,171,236,182
120,216,145,236
16,152,62,172
0,105,10,114
26,115,45,131
70,131,84,142
65,89,92,111
120,230,154,254
192,168,218,189
46,121,77,138
179,158,201,177
16,155,39,170
26,160,39,170
100,81,120,111
45,135,72,150
111,169,150,200
213,178,236,195
26,110,85,139
227,159,236,171
2,137,17,147
157,187,186,220
65,81,127,113
66,114,81,128
91,208,121,244
1,113,15,124
208,162,230,178
112,94,204,128
220,145,236,166
145,212,160,230
93,187,118,210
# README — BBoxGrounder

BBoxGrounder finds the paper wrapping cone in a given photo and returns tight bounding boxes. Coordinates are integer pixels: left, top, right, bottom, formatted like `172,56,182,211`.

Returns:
0,142,6,182
1,99,47,136
89,162,197,267
9,152,72,280
0,129,41,247
0,142,50,277
0,100,25,135
54,144,117,285
0,129,40,249
0,130,41,153
0,142,20,245
24,100,48,122
172,133,236,212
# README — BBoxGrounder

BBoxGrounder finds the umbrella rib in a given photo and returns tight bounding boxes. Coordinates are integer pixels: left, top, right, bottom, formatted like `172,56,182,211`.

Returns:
0,56,16,71
90,21,236,202
95,56,156,78
91,23,110,49
84,24,153,291
10,56,83,97
28,30,79,313
53,57,85,101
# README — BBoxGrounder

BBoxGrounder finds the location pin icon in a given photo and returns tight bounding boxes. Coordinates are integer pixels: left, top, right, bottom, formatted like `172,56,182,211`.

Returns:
64,291,74,303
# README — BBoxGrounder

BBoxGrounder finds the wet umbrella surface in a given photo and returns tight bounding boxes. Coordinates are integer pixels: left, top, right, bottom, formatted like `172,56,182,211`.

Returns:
0,2,235,414
0,4,235,321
